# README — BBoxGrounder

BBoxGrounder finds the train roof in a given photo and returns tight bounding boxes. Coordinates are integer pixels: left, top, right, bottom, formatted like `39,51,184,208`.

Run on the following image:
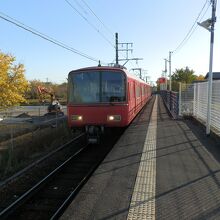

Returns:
69,65,126,73
69,66,150,86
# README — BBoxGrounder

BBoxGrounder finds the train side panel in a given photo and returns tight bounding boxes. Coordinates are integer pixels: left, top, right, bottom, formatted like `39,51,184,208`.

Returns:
126,77,151,124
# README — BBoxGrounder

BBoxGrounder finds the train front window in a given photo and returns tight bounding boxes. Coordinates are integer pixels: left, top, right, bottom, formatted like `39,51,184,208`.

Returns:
69,71,126,103
70,72,100,103
101,72,125,102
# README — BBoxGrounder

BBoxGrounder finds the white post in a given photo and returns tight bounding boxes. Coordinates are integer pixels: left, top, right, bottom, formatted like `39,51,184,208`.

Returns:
206,0,216,135
197,83,200,118
193,84,196,116
179,82,182,116
206,42,214,135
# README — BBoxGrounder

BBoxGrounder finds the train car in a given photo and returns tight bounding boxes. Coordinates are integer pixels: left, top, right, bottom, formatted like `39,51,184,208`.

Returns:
67,65,151,143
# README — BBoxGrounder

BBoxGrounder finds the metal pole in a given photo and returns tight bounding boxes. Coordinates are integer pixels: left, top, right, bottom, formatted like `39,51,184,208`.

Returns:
169,51,172,91
197,83,200,118
139,69,142,79
179,82,182,116
164,59,168,90
115,32,118,65
206,0,217,135
193,84,196,116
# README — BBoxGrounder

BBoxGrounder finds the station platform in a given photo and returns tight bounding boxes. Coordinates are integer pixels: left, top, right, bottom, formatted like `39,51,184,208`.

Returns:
61,95,220,220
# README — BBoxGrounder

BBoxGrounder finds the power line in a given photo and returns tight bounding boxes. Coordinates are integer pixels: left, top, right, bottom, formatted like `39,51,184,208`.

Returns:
174,3,211,54
0,11,106,63
74,0,88,15
64,0,115,48
80,0,114,36
172,0,210,54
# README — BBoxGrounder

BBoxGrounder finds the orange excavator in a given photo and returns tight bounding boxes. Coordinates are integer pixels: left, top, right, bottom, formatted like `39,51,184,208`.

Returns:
37,86,63,115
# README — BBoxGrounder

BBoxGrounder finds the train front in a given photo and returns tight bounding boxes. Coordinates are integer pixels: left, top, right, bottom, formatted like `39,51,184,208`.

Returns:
67,67,128,143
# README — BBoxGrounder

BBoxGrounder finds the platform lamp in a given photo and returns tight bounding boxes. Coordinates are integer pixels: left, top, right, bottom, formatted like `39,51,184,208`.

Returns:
197,0,217,136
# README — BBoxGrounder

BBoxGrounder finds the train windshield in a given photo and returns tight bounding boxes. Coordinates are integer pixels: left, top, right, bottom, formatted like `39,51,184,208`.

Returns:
68,71,126,103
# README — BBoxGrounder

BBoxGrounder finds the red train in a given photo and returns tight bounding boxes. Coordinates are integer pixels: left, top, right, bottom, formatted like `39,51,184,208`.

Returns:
67,65,151,143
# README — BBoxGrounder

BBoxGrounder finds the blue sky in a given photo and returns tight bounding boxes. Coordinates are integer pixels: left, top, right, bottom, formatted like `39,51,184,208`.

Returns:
0,0,220,84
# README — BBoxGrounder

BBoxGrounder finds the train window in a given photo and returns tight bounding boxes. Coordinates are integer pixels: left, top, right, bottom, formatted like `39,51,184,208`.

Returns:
102,72,126,102
69,71,126,103
69,72,100,103
135,84,140,97
129,82,133,99
142,86,144,96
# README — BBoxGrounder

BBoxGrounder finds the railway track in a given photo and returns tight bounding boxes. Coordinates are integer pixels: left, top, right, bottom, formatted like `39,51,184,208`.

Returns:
0,129,123,219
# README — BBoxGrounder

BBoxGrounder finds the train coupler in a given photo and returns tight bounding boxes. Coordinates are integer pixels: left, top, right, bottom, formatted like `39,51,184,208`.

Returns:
85,125,104,144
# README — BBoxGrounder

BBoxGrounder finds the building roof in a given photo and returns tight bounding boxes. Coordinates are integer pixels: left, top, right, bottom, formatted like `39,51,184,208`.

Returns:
205,72,220,79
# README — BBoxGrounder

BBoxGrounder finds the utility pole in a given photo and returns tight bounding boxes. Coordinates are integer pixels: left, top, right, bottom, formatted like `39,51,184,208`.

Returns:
164,58,168,90
115,32,119,65
169,51,172,91
115,33,143,66
131,68,142,79
131,68,148,81
206,0,217,135
197,0,217,135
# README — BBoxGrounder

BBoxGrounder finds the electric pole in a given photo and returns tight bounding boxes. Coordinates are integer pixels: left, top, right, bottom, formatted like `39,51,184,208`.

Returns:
115,33,143,66
131,68,142,79
206,0,217,135
169,51,172,91
115,32,119,65
164,58,168,90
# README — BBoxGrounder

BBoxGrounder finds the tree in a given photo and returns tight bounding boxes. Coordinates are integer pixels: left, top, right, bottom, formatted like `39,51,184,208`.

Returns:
26,80,45,99
0,51,29,108
195,74,205,81
172,67,197,84
26,80,67,104
171,67,197,91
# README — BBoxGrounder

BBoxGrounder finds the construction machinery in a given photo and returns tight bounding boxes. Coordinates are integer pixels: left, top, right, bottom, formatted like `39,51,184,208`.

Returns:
37,86,63,115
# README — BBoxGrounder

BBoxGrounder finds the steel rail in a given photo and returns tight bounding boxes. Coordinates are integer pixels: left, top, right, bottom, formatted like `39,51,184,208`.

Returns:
0,142,88,219
0,132,85,188
50,151,104,219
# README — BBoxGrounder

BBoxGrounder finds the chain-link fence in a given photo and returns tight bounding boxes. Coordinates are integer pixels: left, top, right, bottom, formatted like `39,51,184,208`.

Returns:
0,105,72,181
179,83,195,116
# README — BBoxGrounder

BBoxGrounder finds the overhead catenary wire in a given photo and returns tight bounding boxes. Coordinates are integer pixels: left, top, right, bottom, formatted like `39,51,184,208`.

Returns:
172,0,211,55
0,11,106,64
80,0,114,37
74,0,88,15
174,3,211,54
64,0,139,69
64,0,115,48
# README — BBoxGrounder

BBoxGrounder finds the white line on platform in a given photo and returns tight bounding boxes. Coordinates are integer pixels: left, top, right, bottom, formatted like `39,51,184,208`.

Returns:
127,95,157,220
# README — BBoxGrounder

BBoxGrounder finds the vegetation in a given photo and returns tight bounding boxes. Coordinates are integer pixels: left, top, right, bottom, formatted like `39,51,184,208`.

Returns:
25,81,67,104
0,51,67,108
171,67,205,91
0,51,29,108
156,67,205,92
172,67,197,83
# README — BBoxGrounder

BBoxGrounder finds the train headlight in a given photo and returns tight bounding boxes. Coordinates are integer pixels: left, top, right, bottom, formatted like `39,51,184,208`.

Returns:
72,115,83,121
107,115,121,122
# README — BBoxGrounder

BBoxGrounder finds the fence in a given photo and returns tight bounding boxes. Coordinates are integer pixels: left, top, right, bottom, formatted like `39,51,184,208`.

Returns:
178,83,194,116
160,80,220,135
0,105,71,181
193,80,220,135
0,105,67,119
160,90,179,119
168,80,220,136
